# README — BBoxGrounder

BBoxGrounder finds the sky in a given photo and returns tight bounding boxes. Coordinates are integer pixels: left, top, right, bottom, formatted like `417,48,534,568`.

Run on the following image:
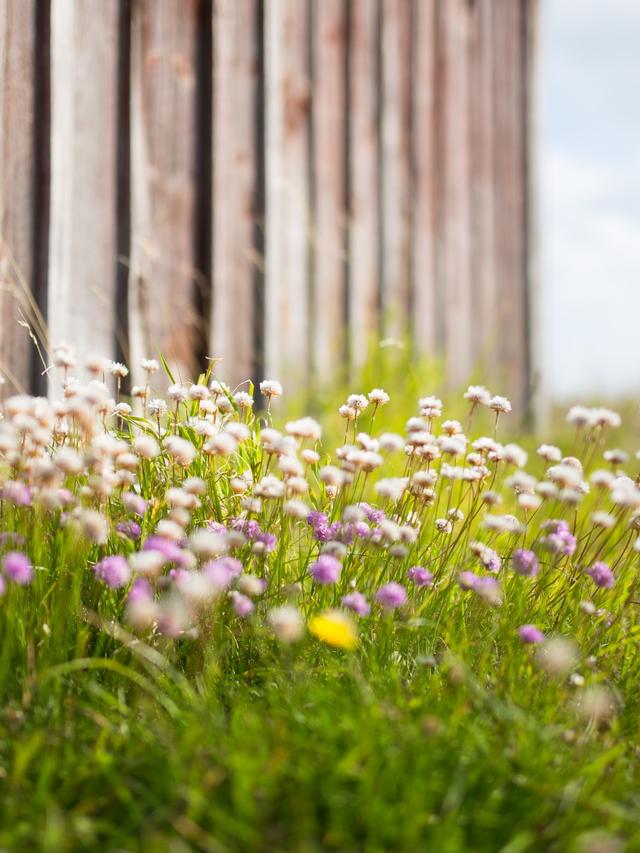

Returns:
541,0,640,400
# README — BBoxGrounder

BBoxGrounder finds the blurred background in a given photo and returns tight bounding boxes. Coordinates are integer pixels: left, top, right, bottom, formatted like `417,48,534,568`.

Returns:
0,0,637,418
542,0,640,401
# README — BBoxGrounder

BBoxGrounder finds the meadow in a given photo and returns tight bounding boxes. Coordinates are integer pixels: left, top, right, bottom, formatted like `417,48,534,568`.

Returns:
0,345,638,852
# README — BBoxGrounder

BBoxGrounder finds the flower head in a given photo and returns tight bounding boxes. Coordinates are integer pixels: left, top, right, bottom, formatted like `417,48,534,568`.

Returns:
3,551,33,585
309,554,342,585
376,582,407,611
309,610,358,650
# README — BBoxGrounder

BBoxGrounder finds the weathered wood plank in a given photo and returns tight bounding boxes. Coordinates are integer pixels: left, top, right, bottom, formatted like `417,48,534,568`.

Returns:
468,0,497,371
48,0,119,376
411,0,436,356
211,0,259,388
380,0,412,340
437,0,472,387
347,0,379,369
0,0,39,396
129,0,200,384
493,0,527,407
311,0,347,383
264,0,311,385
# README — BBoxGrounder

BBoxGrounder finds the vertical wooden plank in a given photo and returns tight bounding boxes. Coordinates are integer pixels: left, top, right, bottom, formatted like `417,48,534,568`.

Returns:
311,0,347,383
129,0,200,384
468,0,497,370
348,0,379,369
411,0,436,356
380,0,412,339
524,0,543,425
437,0,472,387
211,0,258,388
264,0,311,385
493,0,527,409
48,0,119,373
0,0,39,395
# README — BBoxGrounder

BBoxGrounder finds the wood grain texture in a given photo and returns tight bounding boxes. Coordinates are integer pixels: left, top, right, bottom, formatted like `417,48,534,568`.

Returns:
348,0,379,368
264,0,311,385
411,0,436,356
493,0,527,407
211,0,259,389
48,0,119,377
380,0,412,340
468,0,497,371
0,0,39,395
437,0,472,387
311,0,347,383
129,0,200,385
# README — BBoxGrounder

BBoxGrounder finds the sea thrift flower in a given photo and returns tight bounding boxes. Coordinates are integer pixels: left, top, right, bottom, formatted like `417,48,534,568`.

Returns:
464,385,491,407
309,554,342,585
308,610,358,650
203,557,243,591
3,552,33,585
268,606,304,642
586,561,615,589
407,566,434,587
519,624,544,644
94,555,131,589
368,388,390,406
259,379,283,399
512,549,539,578
376,582,407,611
117,520,141,540
230,591,254,618
542,520,577,556
341,591,371,617
536,637,579,676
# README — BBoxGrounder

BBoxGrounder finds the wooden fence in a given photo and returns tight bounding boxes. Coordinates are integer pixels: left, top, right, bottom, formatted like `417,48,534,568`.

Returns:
0,0,539,415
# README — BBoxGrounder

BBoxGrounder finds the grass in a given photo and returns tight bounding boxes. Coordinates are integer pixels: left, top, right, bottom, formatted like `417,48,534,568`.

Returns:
0,345,639,851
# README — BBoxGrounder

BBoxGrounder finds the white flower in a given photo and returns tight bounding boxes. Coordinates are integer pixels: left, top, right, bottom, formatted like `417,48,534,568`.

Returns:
464,385,491,406
285,417,322,442
110,361,129,379
167,384,188,403
268,606,304,642
233,392,253,410
260,379,283,398
537,444,562,462
368,388,390,406
141,358,160,374
489,395,512,414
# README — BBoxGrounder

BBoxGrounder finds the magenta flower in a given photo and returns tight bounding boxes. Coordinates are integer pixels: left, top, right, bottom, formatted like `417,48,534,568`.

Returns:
587,561,614,589
458,571,479,591
341,591,371,617
3,551,33,585
309,554,342,585
94,555,131,589
143,535,189,567
376,582,407,610
1,481,32,507
512,549,539,578
203,557,243,591
543,520,577,556
407,566,434,587
128,577,152,604
231,592,254,618
117,520,142,540
519,624,544,644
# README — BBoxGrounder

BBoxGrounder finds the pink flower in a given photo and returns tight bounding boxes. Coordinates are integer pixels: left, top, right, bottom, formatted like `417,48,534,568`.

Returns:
376,582,407,610
3,551,33,585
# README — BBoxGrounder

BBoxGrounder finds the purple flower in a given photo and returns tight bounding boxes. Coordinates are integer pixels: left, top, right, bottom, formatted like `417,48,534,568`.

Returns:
341,591,371,617
128,577,152,604
3,551,33,585
458,571,479,591
122,493,147,517
407,566,434,587
309,554,342,585
207,521,228,536
117,520,142,540
231,592,254,617
482,549,502,573
1,481,32,506
587,561,614,589
143,536,189,567
0,575,5,596
256,532,277,553
519,624,544,644
376,582,407,610
543,520,577,556
307,512,333,542
512,549,539,578
94,555,131,589
359,502,386,524
203,557,243,590
229,518,261,540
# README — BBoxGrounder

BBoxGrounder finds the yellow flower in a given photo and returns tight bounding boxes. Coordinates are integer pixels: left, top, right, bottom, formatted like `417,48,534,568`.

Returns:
308,610,359,651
